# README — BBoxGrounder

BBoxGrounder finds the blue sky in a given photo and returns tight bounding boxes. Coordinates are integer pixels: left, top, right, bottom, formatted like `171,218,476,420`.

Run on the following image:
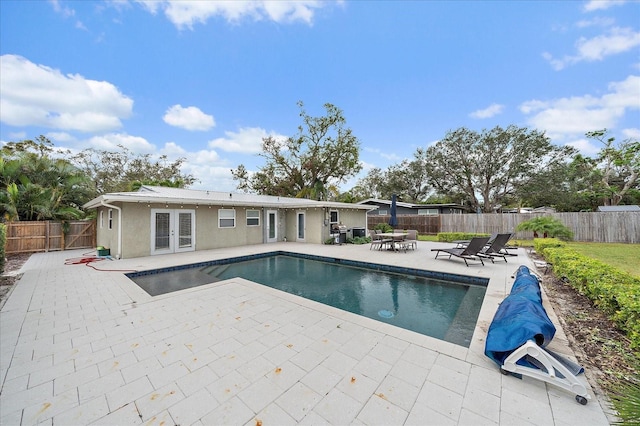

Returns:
1,0,639,193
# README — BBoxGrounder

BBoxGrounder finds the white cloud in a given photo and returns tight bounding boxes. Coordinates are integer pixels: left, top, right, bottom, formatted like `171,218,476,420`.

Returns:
46,132,76,143
208,127,286,154
159,141,187,157
565,138,601,156
621,127,640,140
583,0,627,12
0,55,133,132
86,133,155,152
520,75,640,140
469,103,504,119
575,16,615,28
163,104,215,131
544,27,640,70
134,0,328,29
49,0,75,18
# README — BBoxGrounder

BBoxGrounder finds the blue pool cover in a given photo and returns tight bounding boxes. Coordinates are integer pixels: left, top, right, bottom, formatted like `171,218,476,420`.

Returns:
484,266,556,367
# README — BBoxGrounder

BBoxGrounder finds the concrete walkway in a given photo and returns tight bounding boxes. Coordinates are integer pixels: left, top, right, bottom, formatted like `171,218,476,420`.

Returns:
0,242,612,425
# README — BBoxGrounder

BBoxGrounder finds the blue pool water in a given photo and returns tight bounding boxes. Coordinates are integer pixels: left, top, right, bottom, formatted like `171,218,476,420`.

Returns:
128,252,487,347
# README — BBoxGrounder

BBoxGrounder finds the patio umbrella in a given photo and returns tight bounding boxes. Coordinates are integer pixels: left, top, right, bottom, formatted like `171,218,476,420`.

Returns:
389,194,398,227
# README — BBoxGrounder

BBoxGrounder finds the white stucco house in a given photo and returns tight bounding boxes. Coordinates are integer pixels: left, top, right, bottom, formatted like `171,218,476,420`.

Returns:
82,186,374,259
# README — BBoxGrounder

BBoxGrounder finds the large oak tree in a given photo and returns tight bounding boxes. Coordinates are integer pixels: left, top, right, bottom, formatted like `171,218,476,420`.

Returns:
423,125,575,212
231,101,361,200
586,129,640,206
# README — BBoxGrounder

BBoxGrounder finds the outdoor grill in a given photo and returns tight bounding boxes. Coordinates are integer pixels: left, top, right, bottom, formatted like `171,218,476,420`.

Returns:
331,224,347,244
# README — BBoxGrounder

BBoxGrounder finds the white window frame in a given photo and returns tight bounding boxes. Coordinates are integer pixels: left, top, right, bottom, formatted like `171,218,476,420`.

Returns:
108,209,113,230
99,210,104,228
418,208,439,216
246,209,260,226
378,209,388,216
329,210,339,224
219,209,236,228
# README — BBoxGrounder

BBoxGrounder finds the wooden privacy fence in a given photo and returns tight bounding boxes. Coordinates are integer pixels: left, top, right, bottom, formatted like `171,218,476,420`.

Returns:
4,221,96,254
440,212,640,244
368,212,639,243
367,215,441,235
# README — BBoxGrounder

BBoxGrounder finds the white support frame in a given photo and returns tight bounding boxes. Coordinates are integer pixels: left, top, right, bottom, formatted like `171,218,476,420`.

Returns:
501,340,590,405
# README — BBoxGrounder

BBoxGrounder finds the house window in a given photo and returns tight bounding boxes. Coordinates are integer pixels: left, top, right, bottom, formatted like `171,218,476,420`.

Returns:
329,210,338,224
99,210,104,228
378,209,388,216
108,209,113,229
418,209,439,215
219,209,236,228
246,210,260,226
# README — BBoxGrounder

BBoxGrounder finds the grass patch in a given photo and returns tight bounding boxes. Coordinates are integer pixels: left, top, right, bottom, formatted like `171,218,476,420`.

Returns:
567,242,640,278
418,234,438,242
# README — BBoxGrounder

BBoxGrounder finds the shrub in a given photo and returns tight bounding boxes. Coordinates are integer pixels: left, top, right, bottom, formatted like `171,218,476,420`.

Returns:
0,223,5,274
347,236,371,245
536,239,640,348
374,223,393,233
533,238,566,251
436,232,489,243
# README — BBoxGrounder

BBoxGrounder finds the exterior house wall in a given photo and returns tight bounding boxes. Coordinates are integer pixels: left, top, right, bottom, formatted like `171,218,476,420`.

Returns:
95,201,369,258
336,208,368,229
95,205,120,256
196,206,264,249
122,203,152,258
360,200,463,215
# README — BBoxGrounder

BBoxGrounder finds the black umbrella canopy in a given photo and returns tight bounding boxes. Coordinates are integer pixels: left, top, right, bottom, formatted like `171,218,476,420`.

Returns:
389,194,398,227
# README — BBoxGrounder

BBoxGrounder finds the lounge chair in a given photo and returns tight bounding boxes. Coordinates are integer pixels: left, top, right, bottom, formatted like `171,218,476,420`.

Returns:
478,233,514,263
454,233,497,248
431,236,490,266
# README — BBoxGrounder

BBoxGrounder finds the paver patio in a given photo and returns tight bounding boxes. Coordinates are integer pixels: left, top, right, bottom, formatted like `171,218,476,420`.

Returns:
0,242,612,425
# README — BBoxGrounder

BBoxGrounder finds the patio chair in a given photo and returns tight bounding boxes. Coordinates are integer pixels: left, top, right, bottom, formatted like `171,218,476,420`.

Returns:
402,229,418,250
369,230,392,250
431,236,490,266
478,233,514,263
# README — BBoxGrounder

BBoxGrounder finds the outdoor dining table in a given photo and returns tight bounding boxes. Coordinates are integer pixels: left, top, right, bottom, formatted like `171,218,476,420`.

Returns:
378,232,409,252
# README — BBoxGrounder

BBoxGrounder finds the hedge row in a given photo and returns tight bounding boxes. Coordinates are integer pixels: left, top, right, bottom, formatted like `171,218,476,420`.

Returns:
0,223,5,274
535,238,640,348
436,232,489,243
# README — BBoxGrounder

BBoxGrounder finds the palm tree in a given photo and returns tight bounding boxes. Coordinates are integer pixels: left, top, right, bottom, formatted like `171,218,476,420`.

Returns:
516,216,573,240
1,143,94,221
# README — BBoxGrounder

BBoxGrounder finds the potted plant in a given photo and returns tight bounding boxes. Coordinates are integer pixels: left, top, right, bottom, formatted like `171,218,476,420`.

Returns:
516,216,573,240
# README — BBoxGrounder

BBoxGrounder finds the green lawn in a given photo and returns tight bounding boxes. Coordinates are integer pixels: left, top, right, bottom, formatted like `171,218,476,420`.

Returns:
420,235,639,277
567,242,640,278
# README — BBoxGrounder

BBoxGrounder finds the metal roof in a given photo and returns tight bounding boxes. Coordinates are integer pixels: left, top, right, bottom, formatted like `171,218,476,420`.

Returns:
356,198,462,209
83,186,373,211
597,205,640,212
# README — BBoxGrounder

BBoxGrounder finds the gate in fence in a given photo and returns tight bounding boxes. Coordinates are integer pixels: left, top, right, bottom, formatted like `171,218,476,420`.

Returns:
4,220,96,254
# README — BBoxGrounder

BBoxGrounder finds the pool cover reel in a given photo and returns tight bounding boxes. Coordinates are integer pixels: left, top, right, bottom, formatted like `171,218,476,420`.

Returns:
484,265,590,405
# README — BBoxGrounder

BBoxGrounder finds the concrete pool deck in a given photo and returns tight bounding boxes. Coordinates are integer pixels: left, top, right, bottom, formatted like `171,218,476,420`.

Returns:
0,241,612,425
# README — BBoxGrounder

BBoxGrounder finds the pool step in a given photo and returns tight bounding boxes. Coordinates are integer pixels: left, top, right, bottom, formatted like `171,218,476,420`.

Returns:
200,264,232,278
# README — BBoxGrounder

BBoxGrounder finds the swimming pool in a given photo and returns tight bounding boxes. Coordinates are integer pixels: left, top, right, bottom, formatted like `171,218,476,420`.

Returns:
127,252,488,347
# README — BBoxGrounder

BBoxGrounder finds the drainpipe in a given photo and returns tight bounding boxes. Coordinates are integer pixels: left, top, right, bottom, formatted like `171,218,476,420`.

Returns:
100,200,122,259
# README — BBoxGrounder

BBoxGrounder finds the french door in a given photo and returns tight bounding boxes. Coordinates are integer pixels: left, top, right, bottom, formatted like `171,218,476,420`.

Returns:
151,209,195,255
